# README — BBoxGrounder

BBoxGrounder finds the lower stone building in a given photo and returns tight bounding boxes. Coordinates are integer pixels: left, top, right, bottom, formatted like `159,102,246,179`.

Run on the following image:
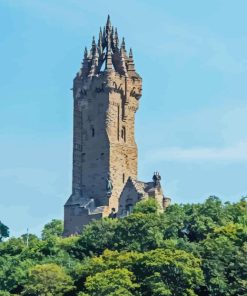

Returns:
118,173,171,217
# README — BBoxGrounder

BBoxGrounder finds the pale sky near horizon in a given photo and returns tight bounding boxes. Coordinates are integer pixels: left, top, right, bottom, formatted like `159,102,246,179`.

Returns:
0,0,247,237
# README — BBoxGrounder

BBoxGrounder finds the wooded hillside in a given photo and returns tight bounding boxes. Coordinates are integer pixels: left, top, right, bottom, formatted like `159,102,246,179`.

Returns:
0,196,246,295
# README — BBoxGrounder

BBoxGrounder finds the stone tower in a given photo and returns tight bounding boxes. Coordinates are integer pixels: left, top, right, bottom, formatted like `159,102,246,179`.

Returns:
64,16,142,235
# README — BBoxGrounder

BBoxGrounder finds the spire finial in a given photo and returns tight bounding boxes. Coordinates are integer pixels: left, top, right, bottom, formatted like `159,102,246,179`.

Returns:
127,47,135,73
105,28,113,71
92,36,96,46
91,36,96,55
84,47,88,58
114,28,119,48
121,37,126,50
129,48,133,58
80,47,89,77
119,46,128,76
106,15,111,27
106,15,112,37
115,28,118,37
98,27,103,48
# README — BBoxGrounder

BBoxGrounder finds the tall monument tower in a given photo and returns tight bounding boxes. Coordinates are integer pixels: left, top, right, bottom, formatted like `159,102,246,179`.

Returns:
64,16,143,235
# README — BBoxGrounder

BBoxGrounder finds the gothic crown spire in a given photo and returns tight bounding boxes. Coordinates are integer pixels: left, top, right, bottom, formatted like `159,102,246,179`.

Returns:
78,15,139,78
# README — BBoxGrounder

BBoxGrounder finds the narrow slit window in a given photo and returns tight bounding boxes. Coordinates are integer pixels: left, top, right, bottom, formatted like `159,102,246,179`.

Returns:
121,126,126,142
117,105,120,141
91,127,95,137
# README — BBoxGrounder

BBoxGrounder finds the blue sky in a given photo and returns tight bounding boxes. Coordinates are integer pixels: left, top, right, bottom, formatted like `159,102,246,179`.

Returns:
0,0,247,236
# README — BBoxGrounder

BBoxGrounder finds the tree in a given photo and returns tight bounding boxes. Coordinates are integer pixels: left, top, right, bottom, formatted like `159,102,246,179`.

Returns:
83,268,139,296
112,213,165,252
132,198,161,214
75,248,204,296
0,221,9,241
0,257,33,294
71,218,119,258
134,248,204,296
22,263,74,296
199,231,247,295
163,196,233,242
41,219,63,240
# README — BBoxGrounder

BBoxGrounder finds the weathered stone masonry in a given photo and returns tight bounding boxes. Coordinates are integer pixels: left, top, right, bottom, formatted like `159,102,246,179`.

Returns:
64,16,170,236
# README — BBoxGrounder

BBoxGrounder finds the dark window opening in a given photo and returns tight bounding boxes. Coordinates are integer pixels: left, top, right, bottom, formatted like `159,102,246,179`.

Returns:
117,105,120,141
91,127,95,137
123,173,125,183
121,126,126,142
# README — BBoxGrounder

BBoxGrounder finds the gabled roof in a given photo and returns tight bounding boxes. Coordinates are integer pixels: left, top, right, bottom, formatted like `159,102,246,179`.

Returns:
128,178,156,196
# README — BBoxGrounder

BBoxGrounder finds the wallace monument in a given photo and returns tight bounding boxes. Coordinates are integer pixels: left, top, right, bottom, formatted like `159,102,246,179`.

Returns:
64,16,171,236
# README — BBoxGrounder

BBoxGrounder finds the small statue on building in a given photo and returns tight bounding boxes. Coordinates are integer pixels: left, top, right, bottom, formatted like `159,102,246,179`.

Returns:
108,208,117,218
153,172,161,188
106,173,113,197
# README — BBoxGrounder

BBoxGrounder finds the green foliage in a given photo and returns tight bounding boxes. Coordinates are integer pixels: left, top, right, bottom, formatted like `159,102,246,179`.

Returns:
135,249,204,296
1,197,247,295
83,268,139,296
41,219,63,240
0,291,11,296
116,212,167,251
199,234,247,295
75,248,203,296
71,218,120,258
0,257,33,293
73,212,166,255
21,263,74,296
0,234,78,293
132,198,160,214
0,221,9,241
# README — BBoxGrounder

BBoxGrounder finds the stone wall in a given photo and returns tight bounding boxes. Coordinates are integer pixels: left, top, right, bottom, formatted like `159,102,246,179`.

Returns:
64,15,145,235
64,69,142,235
64,204,103,236
106,72,141,211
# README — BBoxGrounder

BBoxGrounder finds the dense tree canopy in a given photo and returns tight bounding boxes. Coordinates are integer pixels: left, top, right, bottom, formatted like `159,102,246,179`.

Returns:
22,263,74,296
41,219,64,240
0,197,246,295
